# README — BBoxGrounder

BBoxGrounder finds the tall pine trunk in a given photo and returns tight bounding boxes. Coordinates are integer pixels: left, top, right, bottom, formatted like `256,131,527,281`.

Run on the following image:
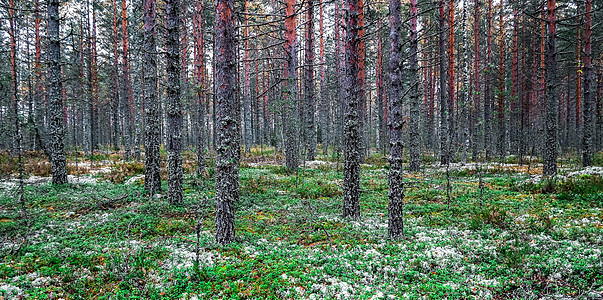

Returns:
284,0,299,170
543,0,557,176
48,0,68,184
439,0,449,164
408,0,420,172
143,0,161,194
388,0,404,238
166,0,183,204
581,0,593,166
304,0,316,160
343,0,361,219
215,0,239,245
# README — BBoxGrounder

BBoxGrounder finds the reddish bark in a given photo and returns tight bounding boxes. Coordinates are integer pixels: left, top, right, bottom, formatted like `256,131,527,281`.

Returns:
576,3,582,128
447,0,455,137
498,5,505,155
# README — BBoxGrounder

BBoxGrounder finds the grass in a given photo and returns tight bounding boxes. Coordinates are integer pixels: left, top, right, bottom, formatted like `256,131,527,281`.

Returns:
0,153,602,299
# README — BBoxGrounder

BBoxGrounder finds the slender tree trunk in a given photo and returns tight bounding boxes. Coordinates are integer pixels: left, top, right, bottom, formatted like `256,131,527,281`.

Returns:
447,0,455,160
89,0,99,154
304,0,316,160
48,0,68,184
111,0,121,151
284,0,299,170
194,0,206,173
597,67,602,151
388,0,404,238
376,20,386,155
121,0,133,160
357,0,366,160
543,0,557,176
511,4,519,155
484,0,493,159
319,1,328,156
144,0,161,194
471,0,480,161
343,0,361,220
243,1,252,152
576,4,582,152
166,0,183,204
408,0,420,172
439,0,449,164
498,6,505,158
582,0,593,166
215,0,239,245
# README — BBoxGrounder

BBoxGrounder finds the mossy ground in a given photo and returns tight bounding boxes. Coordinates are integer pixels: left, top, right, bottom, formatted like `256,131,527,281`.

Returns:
0,149,602,299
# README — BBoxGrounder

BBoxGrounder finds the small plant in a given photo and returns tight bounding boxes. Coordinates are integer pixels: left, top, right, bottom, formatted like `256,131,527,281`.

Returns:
470,205,509,230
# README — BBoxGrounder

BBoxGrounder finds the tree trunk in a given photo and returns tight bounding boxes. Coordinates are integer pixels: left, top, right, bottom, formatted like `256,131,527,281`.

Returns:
511,4,519,155
194,0,206,173
439,0,449,164
581,0,593,166
471,0,480,161
543,0,557,176
447,0,455,160
144,0,161,194
319,1,328,156
284,0,299,170
304,0,316,160
121,0,133,160
48,0,68,184
166,0,183,204
484,0,493,159
388,0,404,238
111,0,121,151
243,1,252,152
408,0,420,172
376,20,386,155
215,0,239,245
498,6,505,158
343,0,361,220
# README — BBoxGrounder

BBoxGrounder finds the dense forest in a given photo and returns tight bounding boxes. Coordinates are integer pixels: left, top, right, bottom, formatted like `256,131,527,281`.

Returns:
0,0,602,298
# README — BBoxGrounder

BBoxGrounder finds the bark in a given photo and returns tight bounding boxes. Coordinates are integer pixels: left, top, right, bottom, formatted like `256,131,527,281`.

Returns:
144,0,161,194
471,0,480,161
215,0,239,245
376,20,386,155
497,6,505,157
194,0,206,173
34,0,46,151
357,0,366,160
48,0,68,184
597,67,602,150
284,0,299,170
447,0,455,158
166,0,183,204
581,0,593,166
439,0,450,164
484,0,493,158
543,0,557,176
10,0,18,151
576,5,582,145
408,0,420,172
111,0,121,150
121,0,133,159
304,0,316,160
511,4,519,155
388,0,404,238
343,0,361,220
319,1,328,155
88,0,99,154
243,1,252,152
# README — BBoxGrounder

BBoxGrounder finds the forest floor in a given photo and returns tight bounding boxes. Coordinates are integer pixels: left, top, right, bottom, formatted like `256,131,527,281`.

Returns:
0,149,602,299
